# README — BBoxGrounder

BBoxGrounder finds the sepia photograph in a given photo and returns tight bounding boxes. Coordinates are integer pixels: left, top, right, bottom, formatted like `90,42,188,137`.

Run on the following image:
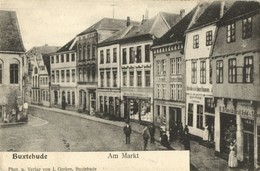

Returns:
0,0,259,170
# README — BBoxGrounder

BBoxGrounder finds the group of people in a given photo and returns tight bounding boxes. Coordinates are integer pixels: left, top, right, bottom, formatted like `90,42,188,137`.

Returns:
123,122,156,151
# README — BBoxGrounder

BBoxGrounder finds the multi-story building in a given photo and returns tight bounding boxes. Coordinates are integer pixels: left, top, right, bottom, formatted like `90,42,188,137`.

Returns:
151,8,196,134
0,10,26,121
211,1,260,168
76,18,129,115
120,12,182,123
184,1,225,141
27,45,59,106
50,38,77,110
97,18,138,119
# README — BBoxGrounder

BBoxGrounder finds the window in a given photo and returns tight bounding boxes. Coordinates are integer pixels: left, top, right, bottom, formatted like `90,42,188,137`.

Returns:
157,84,160,98
87,68,90,81
51,70,55,83
162,84,166,99
242,17,252,39
200,61,206,84
123,72,127,86
100,72,104,87
78,44,82,61
206,30,213,46
193,34,199,48
137,71,142,86
191,62,197,84
113,71,117,87
228,58,237,83
106,70,110,87
188,103,193,126
56,70,59,82
100,50,104,64
66,54,70,62
79,68,83,82
72,92,75,105
170,84,176,100
113,48,117,63
145,71,150,87
136,46,142,63
61,70,65,82
227,23,235,43
71,53,75,61
176,57,181,74
244,56,253,83
0,64,2,84
209,60,212,84
72,69,75,82
67,92,70,105
10,64,19,84
122,48,127,64
129,71,134,86
87,45,90,59
162,60,166,75
145,45,150,62
197,105,203,129
56,55,59,63
92,46,96,59
83,45,86,60
177,84,182,100
170,58,176,75
129,47,135,64
157,61,161,75
216,60,223,83
106,49,110,63
92,66,95,81
205,98,214,114
51,56,54,64
157,105,160,121
61,54,65,63
66,70,70,82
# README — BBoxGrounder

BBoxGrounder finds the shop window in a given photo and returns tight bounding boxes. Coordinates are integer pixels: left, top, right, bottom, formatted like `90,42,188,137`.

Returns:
197,105,203,129
145,45,150,62
188,103,193,126
205,98,214,114
193,34,199,49
227,23,235,43
242,17,252,39
244,56,253,83
206,30,212,46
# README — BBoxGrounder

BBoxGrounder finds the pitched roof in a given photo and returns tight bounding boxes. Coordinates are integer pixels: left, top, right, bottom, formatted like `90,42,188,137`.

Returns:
121,12,181,41
153,6,198,46
0,10,25,53
42,54,51,74
56,37,77,53
220,1,260,24
77,18,139,36
27,45,60,55
188,1,221,31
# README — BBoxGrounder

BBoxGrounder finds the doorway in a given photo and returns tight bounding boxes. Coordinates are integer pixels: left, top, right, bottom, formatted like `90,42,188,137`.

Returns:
169,107,182,126
54,91,58,105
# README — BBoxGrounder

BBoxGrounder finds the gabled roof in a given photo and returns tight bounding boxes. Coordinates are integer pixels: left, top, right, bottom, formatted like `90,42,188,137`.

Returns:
219,1,260,24
26,45,60,55
153,6,198,47
0,10,25,53
56,37,77,53
123,12,181,39
77,18,139,36
188,1,221,31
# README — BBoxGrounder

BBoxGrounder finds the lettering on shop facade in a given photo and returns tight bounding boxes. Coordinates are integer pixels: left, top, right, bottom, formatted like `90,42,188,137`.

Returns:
219,106,260,118
186,86,211,92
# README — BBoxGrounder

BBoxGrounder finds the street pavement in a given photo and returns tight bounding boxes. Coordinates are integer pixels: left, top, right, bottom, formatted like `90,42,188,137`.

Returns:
0,105,249,171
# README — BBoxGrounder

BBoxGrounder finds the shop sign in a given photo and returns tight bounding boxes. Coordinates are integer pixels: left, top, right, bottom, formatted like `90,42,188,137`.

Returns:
186,86,211,93
51,85,60,90
123,92,149,97
188,95,203,103
219,106,260,118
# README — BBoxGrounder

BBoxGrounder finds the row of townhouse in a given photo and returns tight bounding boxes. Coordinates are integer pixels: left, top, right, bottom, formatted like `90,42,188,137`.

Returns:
152,1,260,169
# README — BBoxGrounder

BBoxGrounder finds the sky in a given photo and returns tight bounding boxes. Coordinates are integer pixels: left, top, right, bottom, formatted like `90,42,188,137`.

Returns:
0,0,198,50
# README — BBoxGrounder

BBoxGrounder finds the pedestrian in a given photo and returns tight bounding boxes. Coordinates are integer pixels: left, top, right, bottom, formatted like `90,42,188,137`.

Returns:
183,131,190,150
173,122,178,141
184,125,189,135
148,124,155,144
228,141,238,168
203,124,209,142
123,122,132,144
161,131,170,148
142,126,151,150
179,122,184,142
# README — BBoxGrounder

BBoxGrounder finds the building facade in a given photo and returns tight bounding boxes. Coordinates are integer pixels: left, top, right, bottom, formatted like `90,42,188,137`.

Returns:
0,10,26,122
152,7,197,134
120,12,182,123
211,1,260,168
76,18,129,115
50,38,77,110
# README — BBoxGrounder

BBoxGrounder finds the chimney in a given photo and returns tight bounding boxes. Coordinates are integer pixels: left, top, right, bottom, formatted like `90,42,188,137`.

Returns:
126,16,130,26
180,9,185,18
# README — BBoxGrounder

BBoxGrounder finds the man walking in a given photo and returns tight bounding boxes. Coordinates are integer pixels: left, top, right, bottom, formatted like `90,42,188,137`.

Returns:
149,124,155,144
123,122,132,144
142,126,151,150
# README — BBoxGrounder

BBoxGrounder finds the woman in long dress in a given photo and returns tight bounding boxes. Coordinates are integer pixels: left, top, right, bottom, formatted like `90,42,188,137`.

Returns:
228,142,238,168
203,125,209,141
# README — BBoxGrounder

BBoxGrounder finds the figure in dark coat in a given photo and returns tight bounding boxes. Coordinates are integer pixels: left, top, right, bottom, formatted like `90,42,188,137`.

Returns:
149,124,155,144
183,132,190,150
142,126,151,150
123,122,132,144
